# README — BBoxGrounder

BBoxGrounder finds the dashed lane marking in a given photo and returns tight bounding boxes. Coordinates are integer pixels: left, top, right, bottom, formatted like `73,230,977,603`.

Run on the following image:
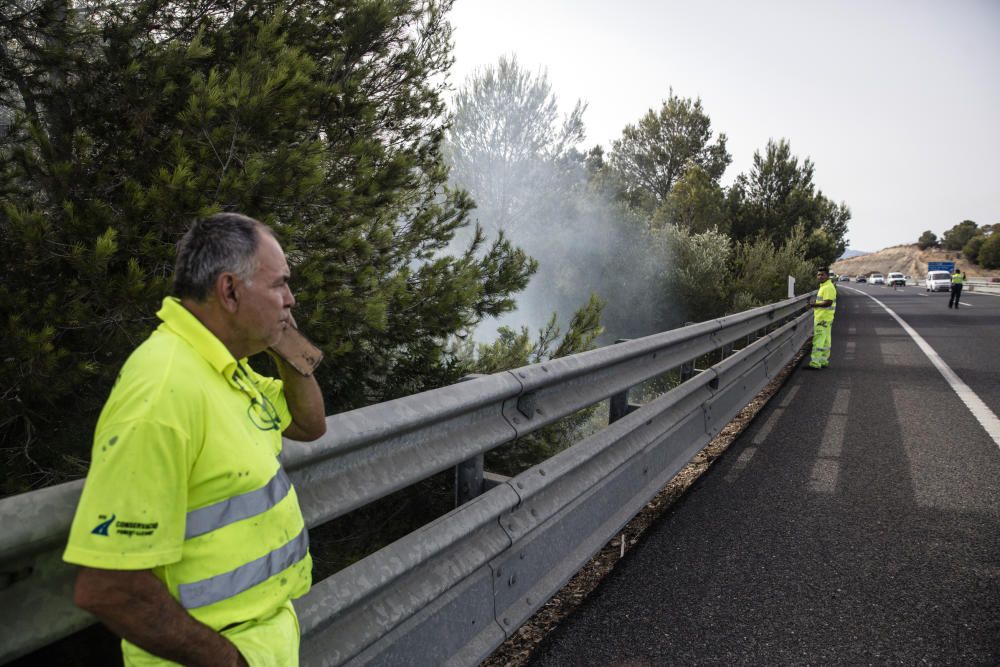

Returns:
845,286,1000,451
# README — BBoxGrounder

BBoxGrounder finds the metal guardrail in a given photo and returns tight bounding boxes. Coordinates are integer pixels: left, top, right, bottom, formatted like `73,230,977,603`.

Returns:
0,294,813,665
965,278,1000,295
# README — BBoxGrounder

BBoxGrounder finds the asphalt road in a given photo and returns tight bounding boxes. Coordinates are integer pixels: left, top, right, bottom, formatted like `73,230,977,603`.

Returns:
529,284,1000,665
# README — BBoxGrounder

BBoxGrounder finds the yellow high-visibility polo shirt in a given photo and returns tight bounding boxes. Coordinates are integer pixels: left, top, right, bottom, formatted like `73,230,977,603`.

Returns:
815,279,837,324
64,297,312,657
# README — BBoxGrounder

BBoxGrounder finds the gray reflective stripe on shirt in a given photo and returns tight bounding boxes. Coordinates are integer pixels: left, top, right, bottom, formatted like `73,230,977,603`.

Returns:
178,528,309,609
185,465,292,539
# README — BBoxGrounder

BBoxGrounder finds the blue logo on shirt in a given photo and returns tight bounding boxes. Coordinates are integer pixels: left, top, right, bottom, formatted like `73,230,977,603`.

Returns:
92,514,116,536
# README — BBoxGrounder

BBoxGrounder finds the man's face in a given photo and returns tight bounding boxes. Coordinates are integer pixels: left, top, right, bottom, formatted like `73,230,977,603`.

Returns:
234,232,294,356
817,271,829,282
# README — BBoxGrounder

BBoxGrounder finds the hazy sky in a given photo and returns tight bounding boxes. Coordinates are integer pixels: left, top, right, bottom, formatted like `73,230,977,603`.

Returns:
448,0,1000,252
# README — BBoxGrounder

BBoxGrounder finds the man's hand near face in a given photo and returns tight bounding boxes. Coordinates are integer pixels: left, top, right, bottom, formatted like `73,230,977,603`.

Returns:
268,316,326,442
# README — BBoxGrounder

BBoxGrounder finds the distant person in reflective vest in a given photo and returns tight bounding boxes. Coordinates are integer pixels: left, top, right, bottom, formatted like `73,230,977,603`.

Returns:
64,213,327,667
807,267,837,369
948,268,966,309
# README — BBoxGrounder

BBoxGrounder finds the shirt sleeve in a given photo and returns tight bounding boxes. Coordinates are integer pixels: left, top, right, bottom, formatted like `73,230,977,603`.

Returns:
63,419,190,570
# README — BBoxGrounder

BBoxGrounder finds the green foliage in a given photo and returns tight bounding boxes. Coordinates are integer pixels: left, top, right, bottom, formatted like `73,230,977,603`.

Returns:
610,90,731,212
728,226,815,311
727,138,849,267
962,235,985,264
456,294,604,375
650,225,731,322
1,0,537,492
917,230,938,250
978,232,1000,269
651,163,728,234
941,220,979,251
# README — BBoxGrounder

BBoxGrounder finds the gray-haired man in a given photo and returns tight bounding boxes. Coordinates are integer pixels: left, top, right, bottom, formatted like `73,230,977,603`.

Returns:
65,213,325,666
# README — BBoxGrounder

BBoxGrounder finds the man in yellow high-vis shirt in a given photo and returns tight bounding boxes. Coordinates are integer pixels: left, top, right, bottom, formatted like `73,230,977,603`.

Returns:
64,213,326,666
948,268,965,309
807,267,837,369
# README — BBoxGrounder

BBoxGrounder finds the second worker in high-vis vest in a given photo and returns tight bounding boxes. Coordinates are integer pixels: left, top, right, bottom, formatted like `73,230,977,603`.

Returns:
948,268,965,309
807,267,837,369
64,213,327,667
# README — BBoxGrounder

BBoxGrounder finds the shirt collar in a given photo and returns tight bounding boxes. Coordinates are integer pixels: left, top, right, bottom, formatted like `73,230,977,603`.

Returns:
156,297,242,382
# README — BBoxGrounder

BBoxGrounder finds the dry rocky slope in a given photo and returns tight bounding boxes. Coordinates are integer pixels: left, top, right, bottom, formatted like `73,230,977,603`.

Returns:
831,244,1000,279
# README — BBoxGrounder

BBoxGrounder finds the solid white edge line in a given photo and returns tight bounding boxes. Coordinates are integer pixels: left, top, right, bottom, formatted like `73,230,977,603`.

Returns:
844,286,1000,450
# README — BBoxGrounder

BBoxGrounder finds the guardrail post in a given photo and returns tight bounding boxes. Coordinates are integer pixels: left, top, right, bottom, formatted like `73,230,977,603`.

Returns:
454,374,486,507
608,339,640,423
454,455,485,507
609,391,630,423
679,325,697,383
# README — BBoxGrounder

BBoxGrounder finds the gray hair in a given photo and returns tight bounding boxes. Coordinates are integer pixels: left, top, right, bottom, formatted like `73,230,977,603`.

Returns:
173,213,273,301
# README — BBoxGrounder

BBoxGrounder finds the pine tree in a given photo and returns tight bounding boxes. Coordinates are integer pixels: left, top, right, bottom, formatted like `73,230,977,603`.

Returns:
727,139,850,267
0,1,535,493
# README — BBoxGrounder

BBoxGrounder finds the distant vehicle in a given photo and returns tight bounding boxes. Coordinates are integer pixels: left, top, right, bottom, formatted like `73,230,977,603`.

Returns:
856,275,867,283
887,272,905,286
926,270,951,292
838,275,851,282
870,272,885,285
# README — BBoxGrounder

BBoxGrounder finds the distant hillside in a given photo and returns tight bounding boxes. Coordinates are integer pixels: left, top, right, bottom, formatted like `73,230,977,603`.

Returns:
831,245,1000,279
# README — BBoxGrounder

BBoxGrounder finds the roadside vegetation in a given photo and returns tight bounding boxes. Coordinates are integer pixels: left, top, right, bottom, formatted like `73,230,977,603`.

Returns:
915,221,999,269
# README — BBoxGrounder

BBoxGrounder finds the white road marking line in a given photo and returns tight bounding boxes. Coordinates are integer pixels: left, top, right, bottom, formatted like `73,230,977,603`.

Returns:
752,409,783,445
847,287,1000,451
779,385,801,408
810,413,849,493
725,447,757,483
831,387,851,415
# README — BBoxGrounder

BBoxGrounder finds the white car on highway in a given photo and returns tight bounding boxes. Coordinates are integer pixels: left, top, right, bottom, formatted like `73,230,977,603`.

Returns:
887,272,905,286
870,272,885,285
926,271,951,292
